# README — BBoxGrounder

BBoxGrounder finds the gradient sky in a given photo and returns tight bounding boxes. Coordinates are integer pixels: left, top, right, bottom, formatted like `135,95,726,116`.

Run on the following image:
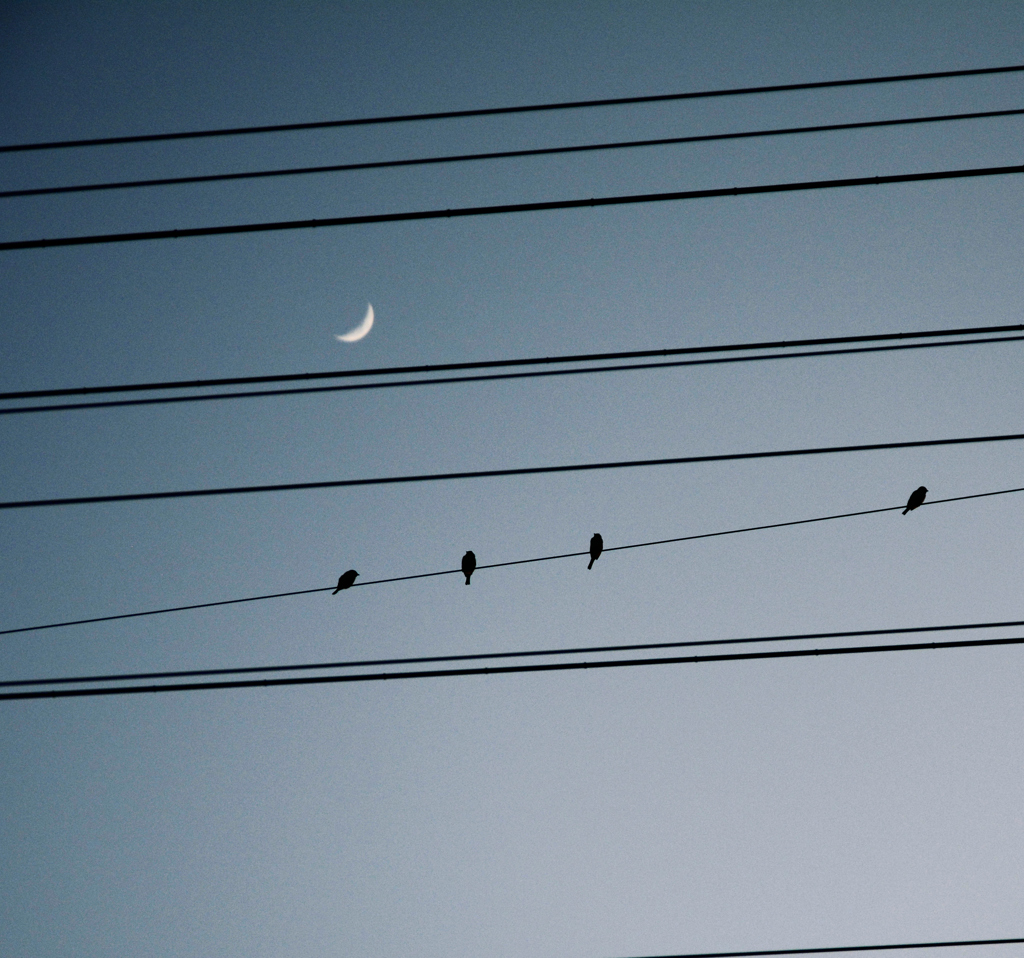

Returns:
3,3,1024,957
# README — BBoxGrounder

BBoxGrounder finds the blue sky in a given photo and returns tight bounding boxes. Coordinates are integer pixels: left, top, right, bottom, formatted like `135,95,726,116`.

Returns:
2,3,1024,957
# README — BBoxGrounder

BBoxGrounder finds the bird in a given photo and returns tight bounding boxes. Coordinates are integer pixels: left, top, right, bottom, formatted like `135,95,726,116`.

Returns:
461,550,476,585
332,569,359,594
588,532,603,570
902,485,928,515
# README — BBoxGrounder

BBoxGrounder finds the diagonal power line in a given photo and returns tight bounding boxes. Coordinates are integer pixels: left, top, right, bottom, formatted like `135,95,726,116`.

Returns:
613,937,1024,958
3,63,1022,152
7,107,1023,199
2,163,1023,251
3,433,1024,511
3,485,1021,637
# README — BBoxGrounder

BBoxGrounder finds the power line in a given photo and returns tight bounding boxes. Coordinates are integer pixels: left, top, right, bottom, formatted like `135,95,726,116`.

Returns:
3,63,1022,153
4,433,1024,512
7,106,1023,200
617,938,1024,958
3,163,1023,252
4,484,1020,636
6,633,1024,700
7,335,1024,417
0,584,327,638
7,618,1024,690
4,323,1020,403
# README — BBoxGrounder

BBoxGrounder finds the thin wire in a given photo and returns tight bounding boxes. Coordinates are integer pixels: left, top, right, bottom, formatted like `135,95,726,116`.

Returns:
6,107,1023,199
3,485,1020,637
4,322,1020,403
616,937,1024,958
6,336,1024,417
6,64,1024,153
7,618,1024,689
4,433,1024,512
3,162,1023,252
6,634,1024,700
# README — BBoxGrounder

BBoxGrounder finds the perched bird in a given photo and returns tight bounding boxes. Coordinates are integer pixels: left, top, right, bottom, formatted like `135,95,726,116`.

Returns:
461,550,477,585
902,485,928,515
588,532,603,570
332,569,359,594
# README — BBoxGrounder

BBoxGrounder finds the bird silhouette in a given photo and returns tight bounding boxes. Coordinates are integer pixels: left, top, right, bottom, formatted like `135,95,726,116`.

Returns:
588,532,603,570
332,569,359,594
462,550,476,585
902,485,928,515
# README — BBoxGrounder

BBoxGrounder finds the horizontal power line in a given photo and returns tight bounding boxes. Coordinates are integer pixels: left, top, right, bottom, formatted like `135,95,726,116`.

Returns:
8,618,1024,690
3,162,1023,252
4,63,1021,153
617,937,1024,958
3,433,1024,512
7,335,1024,417
4,323,1020,403
4,484,1020,637
7,106,1023,199
6,634,1024,700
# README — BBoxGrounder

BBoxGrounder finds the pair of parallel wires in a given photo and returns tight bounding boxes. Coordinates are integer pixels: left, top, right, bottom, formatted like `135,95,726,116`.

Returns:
8,621,1024,700
0,323,1021,416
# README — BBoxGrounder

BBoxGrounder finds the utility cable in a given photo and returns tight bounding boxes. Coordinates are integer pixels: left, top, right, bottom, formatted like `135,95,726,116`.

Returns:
6,634,1024,700
3,434,1024,512
6,619,1024,690
3,163,1023,252
3,322,1020,403
3,484,1020,637
6,107,1023,199
3,63,1021,153
6,334,1024,417
615,937,1024,958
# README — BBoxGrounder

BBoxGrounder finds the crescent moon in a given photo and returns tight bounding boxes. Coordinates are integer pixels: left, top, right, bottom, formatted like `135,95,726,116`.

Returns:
336,304,374,343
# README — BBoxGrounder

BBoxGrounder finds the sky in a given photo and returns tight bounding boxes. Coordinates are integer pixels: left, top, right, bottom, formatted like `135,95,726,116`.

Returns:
2,3,1024,957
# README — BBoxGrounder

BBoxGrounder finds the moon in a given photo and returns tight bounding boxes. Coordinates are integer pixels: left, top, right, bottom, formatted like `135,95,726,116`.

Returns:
336,304,374,343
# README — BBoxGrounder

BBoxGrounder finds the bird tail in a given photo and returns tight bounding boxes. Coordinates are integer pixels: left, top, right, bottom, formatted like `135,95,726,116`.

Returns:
587,558,595,570
902,507,910,515
464,575,471,585
332,587,341,594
